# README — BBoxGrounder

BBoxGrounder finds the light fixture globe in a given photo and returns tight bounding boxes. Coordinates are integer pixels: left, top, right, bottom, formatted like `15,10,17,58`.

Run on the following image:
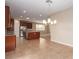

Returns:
53,20,57,24
51,21,54,24
47,18,51,23
43,20,47,24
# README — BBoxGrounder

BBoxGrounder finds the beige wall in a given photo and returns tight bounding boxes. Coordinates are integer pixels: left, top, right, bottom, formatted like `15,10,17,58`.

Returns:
49,7,73,46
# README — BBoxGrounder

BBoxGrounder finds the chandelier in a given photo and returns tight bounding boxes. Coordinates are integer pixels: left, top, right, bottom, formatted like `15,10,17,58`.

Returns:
43,18,57,25
46,0,53,6
43,0,57,25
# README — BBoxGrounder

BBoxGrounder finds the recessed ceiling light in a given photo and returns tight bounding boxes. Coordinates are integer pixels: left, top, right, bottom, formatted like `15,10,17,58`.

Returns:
26,17,30,19
23,10,27,13
40,14,42,17
20,16,23,18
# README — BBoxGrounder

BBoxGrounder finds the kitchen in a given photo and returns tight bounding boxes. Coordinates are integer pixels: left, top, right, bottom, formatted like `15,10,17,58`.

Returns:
5,6,49,52
5,6,41,52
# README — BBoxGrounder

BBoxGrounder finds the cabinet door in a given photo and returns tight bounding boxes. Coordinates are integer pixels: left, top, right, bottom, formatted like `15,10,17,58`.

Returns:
5,6,11,29
5,6,10,28
27,23,32,29
5,35,16,52
20,21,32,29
20,21,27,26
10,18,14,31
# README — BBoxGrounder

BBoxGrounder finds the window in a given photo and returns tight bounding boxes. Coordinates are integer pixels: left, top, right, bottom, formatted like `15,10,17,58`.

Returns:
36,24,45,31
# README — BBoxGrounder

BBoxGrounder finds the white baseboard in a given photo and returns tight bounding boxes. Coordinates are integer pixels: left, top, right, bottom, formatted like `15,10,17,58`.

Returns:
51,40,73,48
40,33,50,36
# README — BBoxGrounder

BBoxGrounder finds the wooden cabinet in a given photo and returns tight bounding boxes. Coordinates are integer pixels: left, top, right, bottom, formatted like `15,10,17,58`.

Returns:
26,23,32,29
10,18,14,31
5,6,14,31
5,6,15,52
5,6,10,29
7,18,14,31
20,20,32,29
28,32,40,40
20,21,27,26
5,35,16,52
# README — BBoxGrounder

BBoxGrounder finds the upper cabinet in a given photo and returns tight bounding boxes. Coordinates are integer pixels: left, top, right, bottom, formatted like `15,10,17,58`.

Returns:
5,6,10,29
26,22,32,29
5,6,14,31
20,21,32,29
10,18,14,31
20,21,27,26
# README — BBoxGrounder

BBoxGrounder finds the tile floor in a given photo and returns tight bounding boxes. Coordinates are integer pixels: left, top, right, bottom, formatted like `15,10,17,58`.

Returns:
5,38,73,59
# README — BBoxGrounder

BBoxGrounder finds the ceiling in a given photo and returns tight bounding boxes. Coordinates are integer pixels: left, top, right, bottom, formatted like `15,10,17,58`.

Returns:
5,0,73,23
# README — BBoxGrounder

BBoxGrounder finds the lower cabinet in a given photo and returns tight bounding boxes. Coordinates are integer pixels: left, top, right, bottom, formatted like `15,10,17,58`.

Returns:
5,35,16,52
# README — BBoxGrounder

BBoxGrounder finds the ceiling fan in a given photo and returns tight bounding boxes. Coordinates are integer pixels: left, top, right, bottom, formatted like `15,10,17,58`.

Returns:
46,0,53,6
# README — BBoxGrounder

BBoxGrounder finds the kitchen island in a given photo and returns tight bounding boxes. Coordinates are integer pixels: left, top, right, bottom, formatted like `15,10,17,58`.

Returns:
27,32,40,40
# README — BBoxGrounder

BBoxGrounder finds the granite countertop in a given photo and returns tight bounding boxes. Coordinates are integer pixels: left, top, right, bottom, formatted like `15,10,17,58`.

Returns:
6,35,16,36
5,31,15,36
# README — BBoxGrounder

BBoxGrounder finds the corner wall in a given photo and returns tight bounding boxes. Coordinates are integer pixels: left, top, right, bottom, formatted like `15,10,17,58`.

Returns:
14,20,20,37
49,7,73,46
